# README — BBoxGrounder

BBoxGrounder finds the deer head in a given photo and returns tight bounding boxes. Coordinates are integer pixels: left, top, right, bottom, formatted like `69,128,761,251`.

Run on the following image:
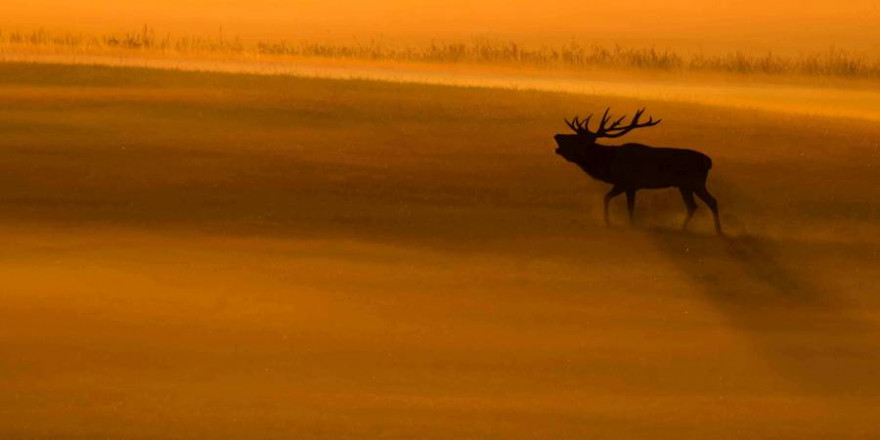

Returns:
554,108,662,160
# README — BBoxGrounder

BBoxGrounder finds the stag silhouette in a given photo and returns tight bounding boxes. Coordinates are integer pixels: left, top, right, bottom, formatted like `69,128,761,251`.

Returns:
554,108,722,235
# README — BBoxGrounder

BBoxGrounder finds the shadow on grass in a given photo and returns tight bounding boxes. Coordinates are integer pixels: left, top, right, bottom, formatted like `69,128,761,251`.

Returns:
644,228,880,396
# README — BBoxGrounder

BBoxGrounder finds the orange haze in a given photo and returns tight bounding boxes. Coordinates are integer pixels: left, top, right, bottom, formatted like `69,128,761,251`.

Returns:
2,0,880,52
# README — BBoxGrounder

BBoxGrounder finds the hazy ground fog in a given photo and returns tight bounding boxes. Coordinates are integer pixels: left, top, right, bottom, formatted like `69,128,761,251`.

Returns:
1,62,880,438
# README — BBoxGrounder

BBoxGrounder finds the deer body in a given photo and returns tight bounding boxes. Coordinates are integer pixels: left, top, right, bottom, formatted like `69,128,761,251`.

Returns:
573,143,712,188
555,109,722,235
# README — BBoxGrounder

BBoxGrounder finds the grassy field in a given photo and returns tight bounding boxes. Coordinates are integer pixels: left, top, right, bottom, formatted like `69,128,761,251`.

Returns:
3,27,880,78
1,62,880,439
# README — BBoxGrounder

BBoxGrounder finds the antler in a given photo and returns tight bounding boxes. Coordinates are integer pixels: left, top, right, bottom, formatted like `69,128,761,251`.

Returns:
565,108,661,138
564,115,593,135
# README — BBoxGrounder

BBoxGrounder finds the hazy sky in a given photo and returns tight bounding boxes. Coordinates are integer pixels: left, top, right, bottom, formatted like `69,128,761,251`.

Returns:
3,0,879,51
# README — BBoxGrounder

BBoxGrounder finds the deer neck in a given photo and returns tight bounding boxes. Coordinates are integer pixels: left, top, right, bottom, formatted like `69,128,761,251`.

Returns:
574,145,615,182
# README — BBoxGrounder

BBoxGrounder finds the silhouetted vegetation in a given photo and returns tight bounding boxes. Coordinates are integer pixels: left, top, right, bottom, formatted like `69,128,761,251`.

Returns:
0,26,245,53
2,27,879,78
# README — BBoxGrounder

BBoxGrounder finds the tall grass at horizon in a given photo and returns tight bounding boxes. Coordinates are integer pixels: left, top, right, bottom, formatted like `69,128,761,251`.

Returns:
2,26,879,79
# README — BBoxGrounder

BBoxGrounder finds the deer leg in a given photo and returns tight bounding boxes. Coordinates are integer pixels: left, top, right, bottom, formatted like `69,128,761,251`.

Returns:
603,186,625,227
695,186,723,235
679,187,698,231
625,189,637,225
